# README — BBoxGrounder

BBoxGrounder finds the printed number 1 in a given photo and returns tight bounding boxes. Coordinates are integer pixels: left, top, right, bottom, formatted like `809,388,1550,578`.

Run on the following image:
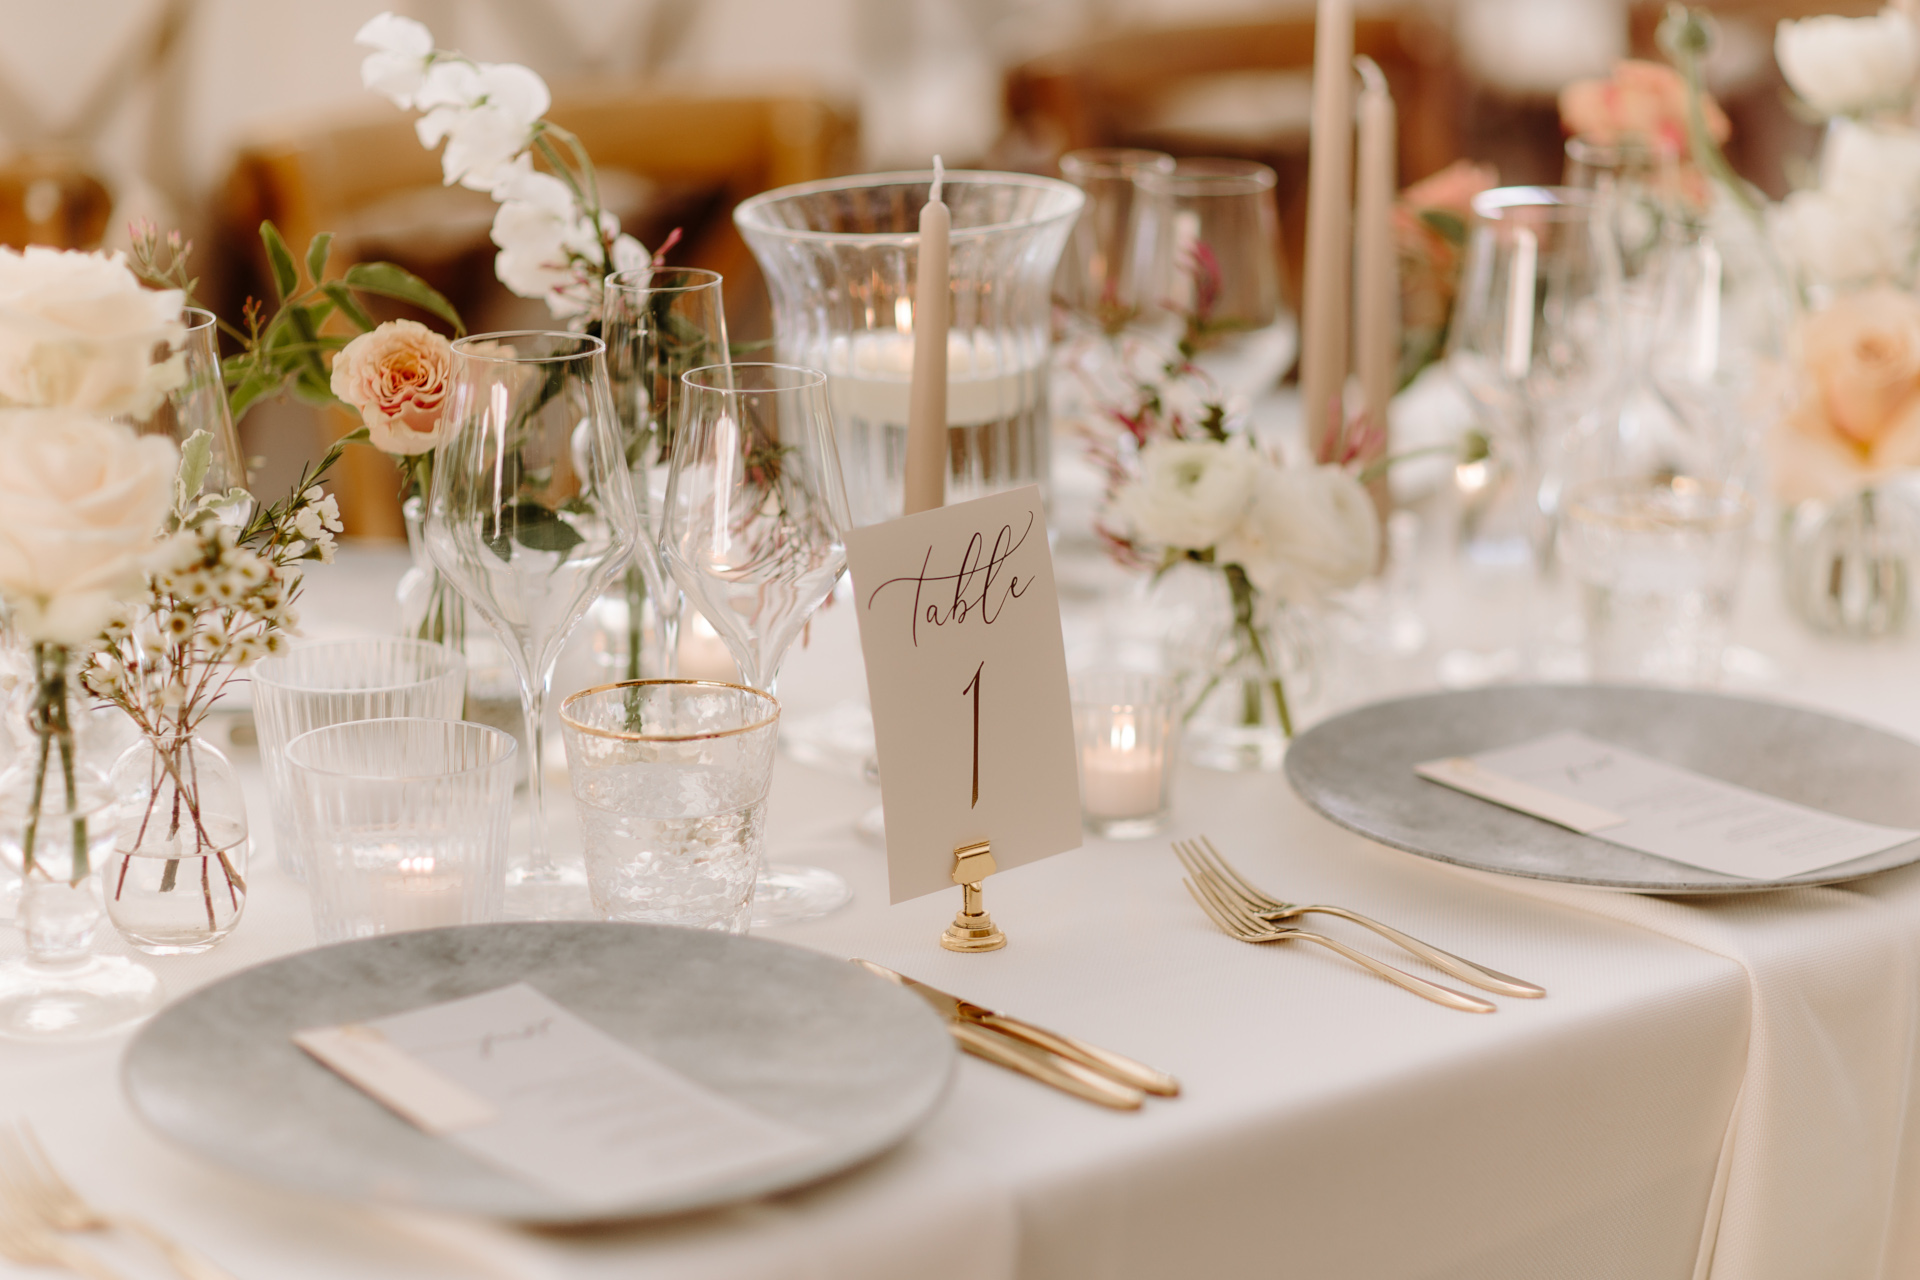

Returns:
963,661,983,808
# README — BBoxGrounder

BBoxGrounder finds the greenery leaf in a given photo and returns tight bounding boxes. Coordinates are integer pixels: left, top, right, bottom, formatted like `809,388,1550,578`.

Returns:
1418,209,1467,247
322,282,376,333
174,429,213,517
508,502,586,555
260,222,298,301
305,232,333,285
291,366,336,406
342,262,465,335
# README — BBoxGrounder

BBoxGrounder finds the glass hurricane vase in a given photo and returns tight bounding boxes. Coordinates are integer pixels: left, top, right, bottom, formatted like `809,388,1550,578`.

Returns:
105,734,249,954
1781,489,1916,639
1159,564,1319,773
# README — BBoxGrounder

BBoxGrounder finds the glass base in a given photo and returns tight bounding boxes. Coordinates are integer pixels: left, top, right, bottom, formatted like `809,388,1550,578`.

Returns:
504,863,592,922
1185,725,1287,773
1085,812,1170,840
0,956,162,1040
750,864,852,929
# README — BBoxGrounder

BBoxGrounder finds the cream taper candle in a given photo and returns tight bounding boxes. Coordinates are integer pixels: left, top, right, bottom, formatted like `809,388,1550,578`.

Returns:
1300,0,1354,458
902,157,950,516
1354,56,1398,452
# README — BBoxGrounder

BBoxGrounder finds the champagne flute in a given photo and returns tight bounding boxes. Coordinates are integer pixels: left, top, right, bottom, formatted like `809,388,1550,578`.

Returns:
661,363,852,924
596,267,731,680
424,332,641,918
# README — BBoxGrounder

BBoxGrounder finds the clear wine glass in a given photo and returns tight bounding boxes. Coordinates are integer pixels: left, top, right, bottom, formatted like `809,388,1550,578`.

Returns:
596,267,732,681
1447,185,1623,569
661,362,852,925
1136,158,1297,398
1056,148,1175,339
424,332,641,919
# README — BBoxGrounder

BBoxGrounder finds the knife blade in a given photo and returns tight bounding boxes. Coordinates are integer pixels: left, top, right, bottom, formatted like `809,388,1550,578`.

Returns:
853,959,1180,1098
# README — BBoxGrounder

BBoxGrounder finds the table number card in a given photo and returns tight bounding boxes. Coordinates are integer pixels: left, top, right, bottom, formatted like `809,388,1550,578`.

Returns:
845,486,1082,903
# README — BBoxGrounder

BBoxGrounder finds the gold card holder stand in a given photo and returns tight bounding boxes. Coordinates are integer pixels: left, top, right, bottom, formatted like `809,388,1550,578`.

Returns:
941,839,1006,952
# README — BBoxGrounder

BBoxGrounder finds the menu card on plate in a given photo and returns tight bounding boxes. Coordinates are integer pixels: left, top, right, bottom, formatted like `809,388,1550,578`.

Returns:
1417,730,1920,880
295,983,818,1208
844,486,1082,902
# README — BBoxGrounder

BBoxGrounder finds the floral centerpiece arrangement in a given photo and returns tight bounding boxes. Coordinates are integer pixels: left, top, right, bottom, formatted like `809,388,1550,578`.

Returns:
1082,347,1378,761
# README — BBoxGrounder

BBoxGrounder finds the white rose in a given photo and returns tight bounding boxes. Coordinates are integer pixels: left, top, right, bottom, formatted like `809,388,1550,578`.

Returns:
0,410,176,646
1777,8,1919,119
355,12,435,108
1114,438,1257,551
1216,464,1379,602
415,60,551,192
0,247,185,416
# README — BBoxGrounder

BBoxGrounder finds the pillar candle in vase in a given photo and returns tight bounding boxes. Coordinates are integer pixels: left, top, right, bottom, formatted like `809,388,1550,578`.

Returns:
902,157,950,516
1300,0,1354,458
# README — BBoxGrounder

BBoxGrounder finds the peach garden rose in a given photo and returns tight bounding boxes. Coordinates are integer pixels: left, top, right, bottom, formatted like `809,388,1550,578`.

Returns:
1768,286,1920,502
329,318,454,455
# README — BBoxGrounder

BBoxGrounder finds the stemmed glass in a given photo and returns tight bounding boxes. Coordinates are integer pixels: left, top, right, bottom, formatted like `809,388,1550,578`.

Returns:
424,332,641,918
1056,149,1175,339
595,267,732,681
660,363,853,925
1136,159,1296,397
1447,186,1622,568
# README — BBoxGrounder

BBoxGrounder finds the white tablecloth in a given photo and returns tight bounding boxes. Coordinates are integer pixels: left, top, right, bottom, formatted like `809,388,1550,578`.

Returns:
5,542,1920,1280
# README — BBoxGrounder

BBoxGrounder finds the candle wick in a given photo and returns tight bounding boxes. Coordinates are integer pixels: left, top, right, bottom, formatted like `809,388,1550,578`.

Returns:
930,155,944,206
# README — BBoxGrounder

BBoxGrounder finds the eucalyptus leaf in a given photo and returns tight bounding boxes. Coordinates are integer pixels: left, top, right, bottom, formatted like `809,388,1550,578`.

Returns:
322,282,376,333
508,502,586,555
342,262,465,334
260,222,298,301
174,429,213,515
305,232,333,284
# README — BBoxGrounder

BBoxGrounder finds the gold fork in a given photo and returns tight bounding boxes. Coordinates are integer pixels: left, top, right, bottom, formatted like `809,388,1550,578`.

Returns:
1175,836,1545,999
1183,870,1497,1012
0,1200,127,1280
0,1124,236,1280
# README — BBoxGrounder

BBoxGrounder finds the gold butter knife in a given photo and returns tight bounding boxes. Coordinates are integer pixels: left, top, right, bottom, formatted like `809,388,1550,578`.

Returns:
950,1021,1145,1110
853,959,1179,1099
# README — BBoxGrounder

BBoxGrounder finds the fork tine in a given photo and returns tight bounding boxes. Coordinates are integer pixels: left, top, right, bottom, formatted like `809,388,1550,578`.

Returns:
1174,841,1268,917
0,1126,49,1216
1198,835,1281,909
1183,877,1249,938
1189,872,1271,937
19,1125,73,1207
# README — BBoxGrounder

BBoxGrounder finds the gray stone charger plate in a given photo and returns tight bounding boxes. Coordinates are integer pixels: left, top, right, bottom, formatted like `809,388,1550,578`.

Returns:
1284,684,1920,894
122,922,955,1224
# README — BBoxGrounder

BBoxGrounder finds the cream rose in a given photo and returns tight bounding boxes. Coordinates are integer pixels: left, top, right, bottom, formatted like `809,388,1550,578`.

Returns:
1216,463,1379,602
0,247,185,417
1114,438,1257,551
1776,8,1919,120
1767,286,1920,502
331,319,454,455
0,409,177,645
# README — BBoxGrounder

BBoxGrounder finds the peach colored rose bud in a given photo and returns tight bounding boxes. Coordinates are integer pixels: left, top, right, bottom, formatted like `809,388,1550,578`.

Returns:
330,319,453,455
1558,59,1729,154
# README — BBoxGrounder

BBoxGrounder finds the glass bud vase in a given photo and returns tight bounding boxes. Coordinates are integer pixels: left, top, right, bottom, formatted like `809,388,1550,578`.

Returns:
1158,563,1319,772
105,735,249,954
1781,490,1914,639
399,494,526,759
0,644,160,1039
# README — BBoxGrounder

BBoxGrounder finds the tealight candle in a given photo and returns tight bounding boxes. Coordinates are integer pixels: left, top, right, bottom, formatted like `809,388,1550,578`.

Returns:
1072,673,1179,839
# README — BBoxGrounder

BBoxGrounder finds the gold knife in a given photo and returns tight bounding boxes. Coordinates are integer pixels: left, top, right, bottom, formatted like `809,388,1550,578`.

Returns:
853,959,1180,1099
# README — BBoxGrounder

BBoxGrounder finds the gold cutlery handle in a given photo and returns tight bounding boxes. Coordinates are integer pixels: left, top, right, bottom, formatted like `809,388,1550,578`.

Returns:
950,1022,1145,1110
123,1217,239,1280
1297,906,1546,999
42,1234,129,1280
974,1014,1181,1096
1283,929,1496,1013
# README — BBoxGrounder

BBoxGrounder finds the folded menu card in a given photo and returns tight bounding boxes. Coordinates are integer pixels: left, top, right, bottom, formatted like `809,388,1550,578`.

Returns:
1416,730,1920,880
295,983,819,1208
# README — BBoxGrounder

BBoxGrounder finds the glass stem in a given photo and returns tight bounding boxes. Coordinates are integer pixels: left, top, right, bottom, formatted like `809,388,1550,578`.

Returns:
521,672,555,878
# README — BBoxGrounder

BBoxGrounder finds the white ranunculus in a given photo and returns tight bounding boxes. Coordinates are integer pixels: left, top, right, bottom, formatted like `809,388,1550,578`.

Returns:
490,170,599,316
1216,464,1379,602
1771,187,1909,291
414,60,551,192
610,234,650,275
1777,8,1920,119
0,410,176,645
0,247,185,417
355,12,435,108
1114,438,1257,552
